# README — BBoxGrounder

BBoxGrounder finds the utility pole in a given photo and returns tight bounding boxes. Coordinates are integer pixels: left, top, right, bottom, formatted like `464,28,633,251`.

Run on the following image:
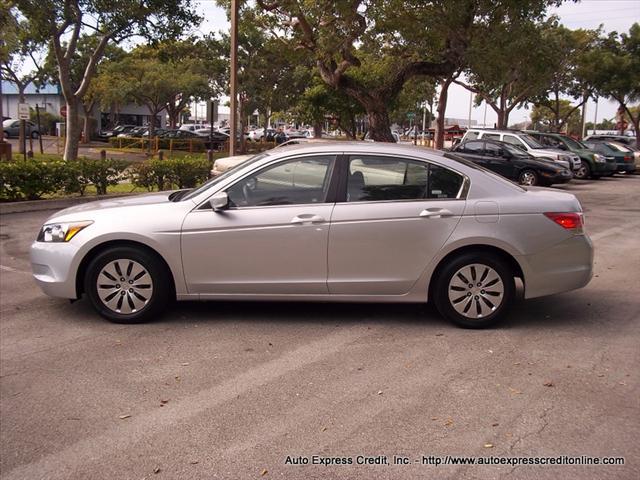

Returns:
229,0,239,156
592,97,599,136
467,90,473,129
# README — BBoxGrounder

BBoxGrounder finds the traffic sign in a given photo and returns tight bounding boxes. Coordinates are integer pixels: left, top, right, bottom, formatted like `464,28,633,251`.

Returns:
407,112,416,119
18,103,30,120
60,105,67,118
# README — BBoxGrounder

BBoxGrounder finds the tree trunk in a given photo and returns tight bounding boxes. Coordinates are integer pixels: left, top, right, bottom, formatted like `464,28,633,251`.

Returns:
313,121,322,138
365,100,395,142
435,78,453,150
63,98,82,161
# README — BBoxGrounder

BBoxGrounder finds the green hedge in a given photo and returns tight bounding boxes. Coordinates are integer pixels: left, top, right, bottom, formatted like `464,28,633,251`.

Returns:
0,156,211,201
131,156,210,191
0,157,129,200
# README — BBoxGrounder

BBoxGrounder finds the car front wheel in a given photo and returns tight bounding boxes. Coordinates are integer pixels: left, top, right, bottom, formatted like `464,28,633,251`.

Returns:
84,246,171,324
574,163,590,180
433,253,515,328
518,169,538,186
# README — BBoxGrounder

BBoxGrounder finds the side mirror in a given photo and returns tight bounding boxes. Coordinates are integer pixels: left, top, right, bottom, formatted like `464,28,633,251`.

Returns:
209,191,229,212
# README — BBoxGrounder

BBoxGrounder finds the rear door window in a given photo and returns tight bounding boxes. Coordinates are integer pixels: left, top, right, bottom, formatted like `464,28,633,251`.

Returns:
347,156,464,202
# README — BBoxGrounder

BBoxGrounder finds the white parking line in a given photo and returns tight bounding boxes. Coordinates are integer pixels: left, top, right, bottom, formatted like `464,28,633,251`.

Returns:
589,220,640,242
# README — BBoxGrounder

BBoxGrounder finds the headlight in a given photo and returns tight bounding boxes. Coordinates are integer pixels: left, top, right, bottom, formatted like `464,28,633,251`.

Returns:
559,154,571,161
37,221,93,242
593,153,605,163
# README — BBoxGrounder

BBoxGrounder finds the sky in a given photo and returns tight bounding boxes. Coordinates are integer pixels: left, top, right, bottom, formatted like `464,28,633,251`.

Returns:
191,0,640,126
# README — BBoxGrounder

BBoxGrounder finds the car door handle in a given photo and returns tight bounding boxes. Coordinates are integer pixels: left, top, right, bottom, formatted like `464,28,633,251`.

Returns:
419,208,454,218
291,214,326,224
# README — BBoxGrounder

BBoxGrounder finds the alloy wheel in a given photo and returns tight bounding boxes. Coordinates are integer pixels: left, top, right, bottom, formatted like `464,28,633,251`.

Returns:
96,259,153,314
448,263,504,319
519,171,537,186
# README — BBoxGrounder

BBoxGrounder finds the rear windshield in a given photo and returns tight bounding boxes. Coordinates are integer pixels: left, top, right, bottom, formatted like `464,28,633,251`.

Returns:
520,134,544,149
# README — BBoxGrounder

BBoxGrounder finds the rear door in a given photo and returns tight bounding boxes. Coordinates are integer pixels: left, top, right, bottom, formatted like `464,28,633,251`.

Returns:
327,155,466,295
457,140,488,166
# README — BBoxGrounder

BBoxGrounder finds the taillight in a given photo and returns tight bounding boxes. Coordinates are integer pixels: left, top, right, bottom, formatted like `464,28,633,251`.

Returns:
624,156,632,162
544,212,583,230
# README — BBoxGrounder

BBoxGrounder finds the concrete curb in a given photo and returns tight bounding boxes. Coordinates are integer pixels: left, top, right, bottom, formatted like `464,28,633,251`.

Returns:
0,193,138,215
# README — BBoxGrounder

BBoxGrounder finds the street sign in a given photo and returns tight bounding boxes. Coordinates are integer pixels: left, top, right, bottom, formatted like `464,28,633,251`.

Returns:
60,105,67,118
18,103,30,120
407,112,416,119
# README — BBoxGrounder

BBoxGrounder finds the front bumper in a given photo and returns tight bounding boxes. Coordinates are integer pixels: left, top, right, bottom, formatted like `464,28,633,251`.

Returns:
30,241,80,299
593,160,617,174
541,169,573,185
518,234,593,299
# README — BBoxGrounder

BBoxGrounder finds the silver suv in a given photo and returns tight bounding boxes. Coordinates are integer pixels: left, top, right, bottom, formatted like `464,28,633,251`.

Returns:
461,129,581,172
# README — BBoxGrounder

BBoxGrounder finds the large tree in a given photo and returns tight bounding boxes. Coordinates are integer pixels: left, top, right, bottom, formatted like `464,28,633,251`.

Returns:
455,16,559,129
529,24,600,135
0,6,47,152
14,0,200,160
585,24,640,146
255,0,559,141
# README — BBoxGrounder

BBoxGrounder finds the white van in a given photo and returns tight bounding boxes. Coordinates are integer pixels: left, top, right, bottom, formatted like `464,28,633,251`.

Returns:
461,129,581,171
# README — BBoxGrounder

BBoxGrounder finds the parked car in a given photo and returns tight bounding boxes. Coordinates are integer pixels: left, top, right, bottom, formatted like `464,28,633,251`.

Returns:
449,139,573,186
525,131,616,179
583,134,637,148
179,124,210,132
2,119,40,139
117,126,148,138
98,125,137,141
583,134,640,172
210,154,254,177
582,141,637,174
31,143,593,328
461,129,581,172
363,131,401,143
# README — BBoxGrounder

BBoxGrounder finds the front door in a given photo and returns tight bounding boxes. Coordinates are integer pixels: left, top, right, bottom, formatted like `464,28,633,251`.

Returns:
328,155,466,295
181,155,337,295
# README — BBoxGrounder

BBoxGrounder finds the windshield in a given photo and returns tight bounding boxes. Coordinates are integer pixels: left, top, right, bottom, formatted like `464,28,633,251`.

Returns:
559,135,585,150
180,153,269,201
520,134,544,149
608,142,632,152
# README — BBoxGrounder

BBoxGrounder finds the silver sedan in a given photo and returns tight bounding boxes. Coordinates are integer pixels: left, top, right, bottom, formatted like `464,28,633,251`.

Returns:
31,143,593,328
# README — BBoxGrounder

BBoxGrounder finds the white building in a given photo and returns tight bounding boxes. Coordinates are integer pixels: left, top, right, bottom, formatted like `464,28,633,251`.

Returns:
1,80,166,134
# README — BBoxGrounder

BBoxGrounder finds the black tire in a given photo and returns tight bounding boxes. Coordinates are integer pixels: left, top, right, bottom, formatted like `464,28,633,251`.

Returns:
574,162,591,180
84,246,171,324
518,169,539,186
31,131,40,139
433,253,515,328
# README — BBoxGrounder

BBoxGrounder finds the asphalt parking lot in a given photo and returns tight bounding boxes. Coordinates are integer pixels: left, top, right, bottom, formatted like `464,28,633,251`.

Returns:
1,175,639,480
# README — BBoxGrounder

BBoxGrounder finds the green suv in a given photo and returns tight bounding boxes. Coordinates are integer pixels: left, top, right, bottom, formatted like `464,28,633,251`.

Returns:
526,131,616,179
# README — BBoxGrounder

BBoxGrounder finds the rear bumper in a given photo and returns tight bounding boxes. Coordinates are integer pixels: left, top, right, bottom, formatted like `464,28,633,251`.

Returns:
541,170,573,184
518,234,593,299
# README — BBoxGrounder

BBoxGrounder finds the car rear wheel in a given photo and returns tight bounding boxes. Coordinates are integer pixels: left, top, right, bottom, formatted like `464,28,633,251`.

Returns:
31,131,40,139
433,253,515,328
84,246,170,324
518,169,538,186
574,163,590,180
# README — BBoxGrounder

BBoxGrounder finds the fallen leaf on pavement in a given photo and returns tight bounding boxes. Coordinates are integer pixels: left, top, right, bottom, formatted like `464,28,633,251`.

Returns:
181,363,190,366
261,468,268,476
321,426,327,431
508,387,522,395
153,467,161,474
492,423,499,427
377,390,383,395
119,414,131,419
484,443,494,448
543,381,554,387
